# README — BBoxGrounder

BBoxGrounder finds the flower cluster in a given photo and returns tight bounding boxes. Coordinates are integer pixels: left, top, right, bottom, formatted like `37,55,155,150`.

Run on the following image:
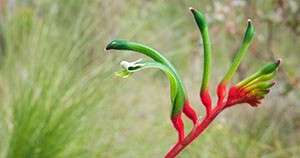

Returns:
226,60,281,107
105,7,280,158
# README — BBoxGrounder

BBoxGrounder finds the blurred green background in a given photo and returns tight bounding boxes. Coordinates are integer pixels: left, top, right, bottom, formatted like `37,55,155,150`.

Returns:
0,0,299,157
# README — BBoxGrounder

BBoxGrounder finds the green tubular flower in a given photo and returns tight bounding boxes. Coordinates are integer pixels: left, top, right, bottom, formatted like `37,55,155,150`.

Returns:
217,19,255,104
190,7,212,114
106,40,198,124
189,7,211,92
221,19,255,85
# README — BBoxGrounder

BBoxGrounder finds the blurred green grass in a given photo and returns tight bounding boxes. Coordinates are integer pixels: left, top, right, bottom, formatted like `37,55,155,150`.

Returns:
0,0,299,158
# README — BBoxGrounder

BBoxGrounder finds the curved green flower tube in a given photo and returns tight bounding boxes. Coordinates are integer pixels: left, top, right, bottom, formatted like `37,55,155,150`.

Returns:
106,40,197,123
190,7,212,114
190,8,211,94
106,40,184,115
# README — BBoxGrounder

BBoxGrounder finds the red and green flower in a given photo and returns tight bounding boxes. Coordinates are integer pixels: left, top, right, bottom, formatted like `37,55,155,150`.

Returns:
105,7,281,158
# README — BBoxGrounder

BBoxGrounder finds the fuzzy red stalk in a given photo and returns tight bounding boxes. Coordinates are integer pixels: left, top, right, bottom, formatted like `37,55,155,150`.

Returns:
171,114,185,142
165,101,226,158
165,81,276,157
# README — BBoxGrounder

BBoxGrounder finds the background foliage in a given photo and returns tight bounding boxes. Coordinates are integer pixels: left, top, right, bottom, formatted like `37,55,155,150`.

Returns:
0,0,299,157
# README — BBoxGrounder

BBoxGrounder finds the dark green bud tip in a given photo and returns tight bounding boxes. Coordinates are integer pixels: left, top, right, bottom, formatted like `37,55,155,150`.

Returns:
190,7,207,31
260,59,281,75
105,40,128,51
243,19,255,44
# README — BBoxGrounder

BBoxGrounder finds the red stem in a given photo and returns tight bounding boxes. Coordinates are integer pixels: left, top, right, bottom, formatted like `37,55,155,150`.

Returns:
164,103,226,158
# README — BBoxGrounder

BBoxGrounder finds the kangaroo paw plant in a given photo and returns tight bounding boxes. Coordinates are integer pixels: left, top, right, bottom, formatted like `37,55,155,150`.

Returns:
105,7,281,158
